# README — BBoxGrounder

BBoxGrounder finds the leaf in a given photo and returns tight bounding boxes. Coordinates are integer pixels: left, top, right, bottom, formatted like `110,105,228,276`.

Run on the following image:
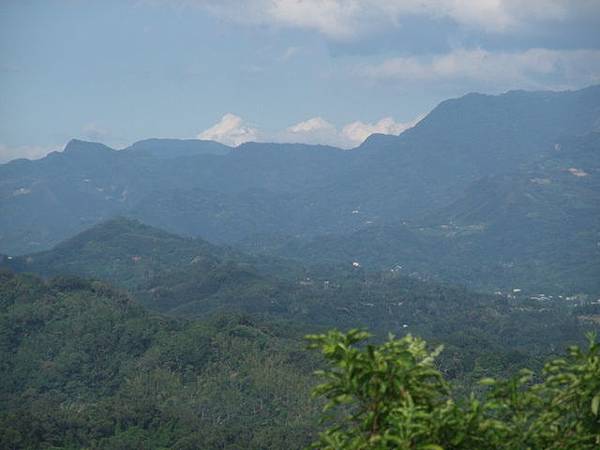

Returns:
592,394,600,416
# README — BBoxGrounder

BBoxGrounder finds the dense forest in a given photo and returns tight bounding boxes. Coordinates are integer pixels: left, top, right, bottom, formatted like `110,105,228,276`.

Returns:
1,268,599,449
0,270,321,449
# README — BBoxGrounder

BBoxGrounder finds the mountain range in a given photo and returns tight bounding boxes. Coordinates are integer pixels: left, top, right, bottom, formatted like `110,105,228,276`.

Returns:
1,85,599,294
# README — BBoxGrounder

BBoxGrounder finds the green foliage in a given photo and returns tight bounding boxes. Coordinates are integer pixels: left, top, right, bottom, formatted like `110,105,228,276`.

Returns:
4,217,597,385
0,271,321,450
6,217,225,290
307,330,447,449
1,268,599,449
308,330,600,449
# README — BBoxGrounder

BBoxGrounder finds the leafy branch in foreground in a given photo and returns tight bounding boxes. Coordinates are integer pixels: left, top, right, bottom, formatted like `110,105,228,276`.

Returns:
307,330,600,450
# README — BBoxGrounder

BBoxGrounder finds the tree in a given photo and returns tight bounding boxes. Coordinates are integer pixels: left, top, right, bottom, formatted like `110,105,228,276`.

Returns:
307,330,600,449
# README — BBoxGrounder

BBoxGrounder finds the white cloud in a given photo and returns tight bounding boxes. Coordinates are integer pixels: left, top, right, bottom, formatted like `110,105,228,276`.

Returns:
190,0,362,39
171,0,594,39
360,48,600,89
197,113,420,148
197,113,259,146
342,116,423,144
284,115,421,147
282,117,342,146
287,117,335,133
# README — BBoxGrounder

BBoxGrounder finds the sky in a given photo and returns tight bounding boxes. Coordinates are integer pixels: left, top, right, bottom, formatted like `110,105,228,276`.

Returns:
1,0,600,162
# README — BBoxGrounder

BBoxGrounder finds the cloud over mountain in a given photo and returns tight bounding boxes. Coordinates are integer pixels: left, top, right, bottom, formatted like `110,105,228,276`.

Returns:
197,113,259,146
342,117,421,144
197,114,420,148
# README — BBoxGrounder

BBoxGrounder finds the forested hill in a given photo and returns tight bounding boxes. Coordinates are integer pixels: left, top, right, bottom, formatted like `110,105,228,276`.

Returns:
3,217,226,288
1,86,599,256
3,219,598,385
1,268,599,449
0,269,321,449
1,217,307,295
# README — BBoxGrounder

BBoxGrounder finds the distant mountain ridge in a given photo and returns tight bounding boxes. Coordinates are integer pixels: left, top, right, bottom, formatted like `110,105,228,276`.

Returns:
1,85,599,295
124,138,231,158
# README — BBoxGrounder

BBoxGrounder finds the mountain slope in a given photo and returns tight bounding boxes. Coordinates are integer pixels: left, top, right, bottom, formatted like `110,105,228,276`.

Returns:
260,132,600,294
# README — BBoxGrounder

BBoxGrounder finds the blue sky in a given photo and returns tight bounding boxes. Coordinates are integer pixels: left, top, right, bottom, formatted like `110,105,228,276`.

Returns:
1,0,600,161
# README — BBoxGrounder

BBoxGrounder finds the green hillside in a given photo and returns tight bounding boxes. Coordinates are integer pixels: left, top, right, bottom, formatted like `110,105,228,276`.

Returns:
1,268,599,449
0,270,321,450
4,219,598,385
4,217,225,289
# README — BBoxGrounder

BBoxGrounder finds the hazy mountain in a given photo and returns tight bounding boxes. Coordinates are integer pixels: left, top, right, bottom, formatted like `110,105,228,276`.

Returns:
258,132,600,294
1,86,599,258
